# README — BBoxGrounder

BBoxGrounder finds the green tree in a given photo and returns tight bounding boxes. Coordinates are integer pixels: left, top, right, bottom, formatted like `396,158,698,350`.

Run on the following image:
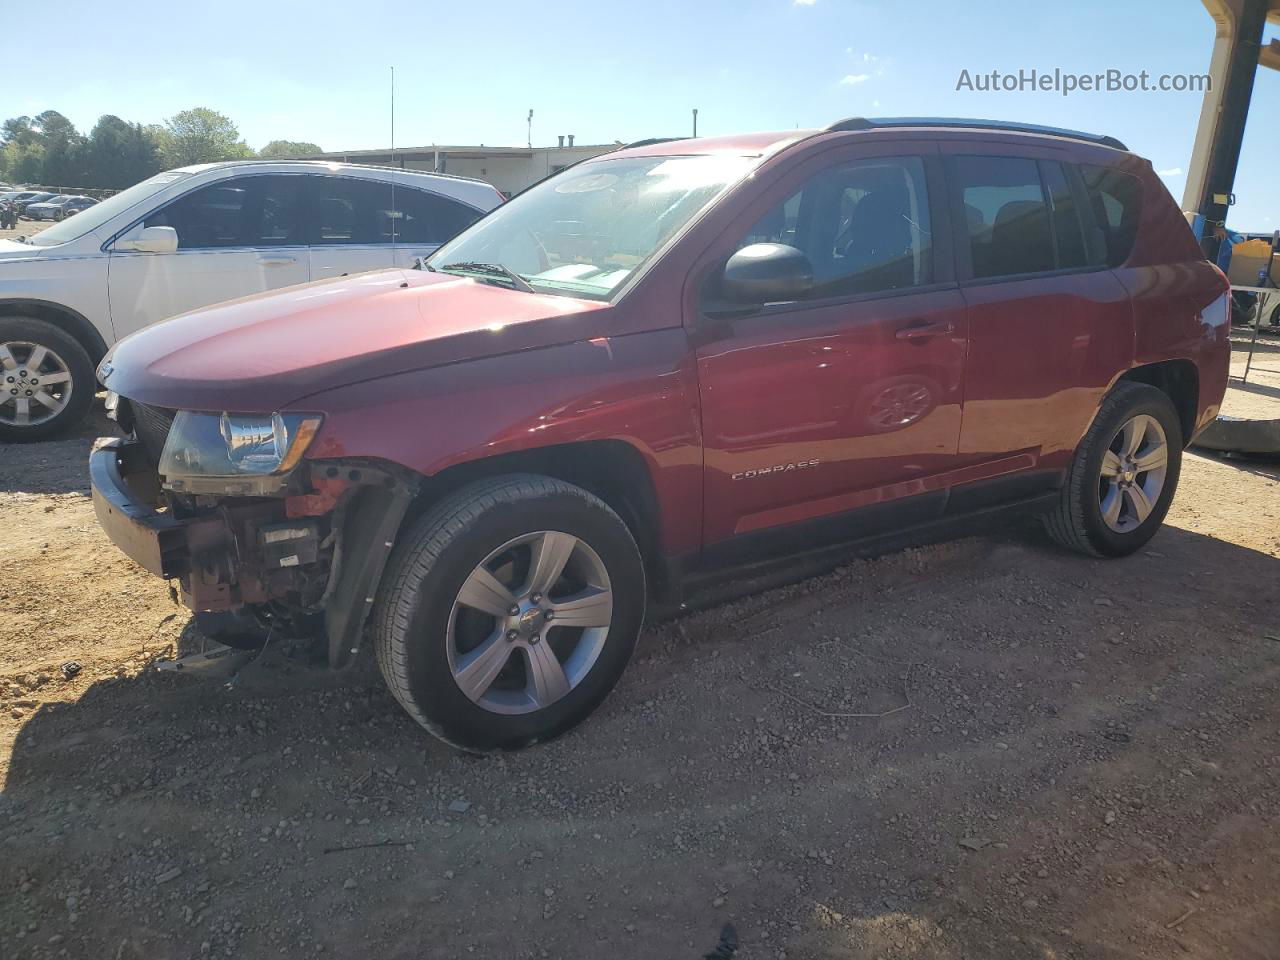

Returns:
162,108,254,166
34,110,78,142
1,140,44,183
1,116,38,147
32,110,86,187
258,140,323,159
84,115,162,188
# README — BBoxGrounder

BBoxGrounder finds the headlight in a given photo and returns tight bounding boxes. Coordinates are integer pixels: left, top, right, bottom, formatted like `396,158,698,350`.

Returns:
159,411,322,484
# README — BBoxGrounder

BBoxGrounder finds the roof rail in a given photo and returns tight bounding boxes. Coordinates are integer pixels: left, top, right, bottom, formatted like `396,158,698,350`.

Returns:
617,137,689,150
825,117,1127,151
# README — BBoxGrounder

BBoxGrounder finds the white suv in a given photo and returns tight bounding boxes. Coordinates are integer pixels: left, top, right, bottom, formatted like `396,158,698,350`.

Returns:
0,161,503,440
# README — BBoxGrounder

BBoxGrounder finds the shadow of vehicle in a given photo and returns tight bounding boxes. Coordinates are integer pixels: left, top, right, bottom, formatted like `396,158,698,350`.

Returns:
4,521,1280,959
0,402,120,497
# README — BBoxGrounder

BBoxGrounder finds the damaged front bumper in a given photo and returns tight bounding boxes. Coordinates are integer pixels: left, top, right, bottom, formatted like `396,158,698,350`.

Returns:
90,436,416,667
91,436,191,579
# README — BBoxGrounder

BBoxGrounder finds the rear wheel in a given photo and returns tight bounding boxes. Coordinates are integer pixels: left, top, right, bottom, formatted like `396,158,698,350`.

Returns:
1044,381,1183,557
374,475,645,751
0,316,95,442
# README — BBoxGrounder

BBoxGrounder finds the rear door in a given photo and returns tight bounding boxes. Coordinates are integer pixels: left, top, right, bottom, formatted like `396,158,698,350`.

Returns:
306,177,487,279
940,143,1132,497
385,186,486,268
107,174,309,339
693,142,969,550
306,176,397,280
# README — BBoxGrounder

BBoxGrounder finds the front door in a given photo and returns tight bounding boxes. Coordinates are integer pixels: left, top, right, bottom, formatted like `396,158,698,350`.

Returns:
694,146,968,550
107,174,309,339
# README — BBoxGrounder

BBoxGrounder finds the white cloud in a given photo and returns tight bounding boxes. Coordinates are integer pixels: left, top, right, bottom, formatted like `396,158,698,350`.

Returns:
862,52,879,63
840,74,871,85
794,0,817,5
872,100,882,108
1157,167,1183,177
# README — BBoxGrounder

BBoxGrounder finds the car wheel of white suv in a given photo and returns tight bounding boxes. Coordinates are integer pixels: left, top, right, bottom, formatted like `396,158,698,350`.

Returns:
0,316,95,442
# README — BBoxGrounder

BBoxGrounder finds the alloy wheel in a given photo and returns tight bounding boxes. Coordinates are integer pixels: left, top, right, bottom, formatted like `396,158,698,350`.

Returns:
0,340,74,428
1098,413,1168,533
446,530,614,715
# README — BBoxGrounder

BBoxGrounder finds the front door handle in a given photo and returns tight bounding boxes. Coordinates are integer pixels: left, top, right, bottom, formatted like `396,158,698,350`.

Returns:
895,321,953,342
257,254,297,266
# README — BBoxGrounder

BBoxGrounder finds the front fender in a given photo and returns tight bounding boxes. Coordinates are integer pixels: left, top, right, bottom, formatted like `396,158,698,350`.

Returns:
293,328,703,558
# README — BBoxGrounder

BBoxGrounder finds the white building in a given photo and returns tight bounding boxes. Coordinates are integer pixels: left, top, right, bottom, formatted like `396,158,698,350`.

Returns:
300,137,619,196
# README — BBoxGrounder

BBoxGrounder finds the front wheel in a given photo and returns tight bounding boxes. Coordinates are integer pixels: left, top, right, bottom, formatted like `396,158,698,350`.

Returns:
1044,381,1183,557
0,316,95,442
374,475,645,751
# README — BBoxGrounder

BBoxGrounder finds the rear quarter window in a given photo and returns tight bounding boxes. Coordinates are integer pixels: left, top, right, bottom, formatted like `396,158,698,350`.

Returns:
1079,164,1143,267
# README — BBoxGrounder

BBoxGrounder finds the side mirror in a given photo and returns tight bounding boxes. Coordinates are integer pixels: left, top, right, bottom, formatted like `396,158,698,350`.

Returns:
721,243,813,304
114,226,178,254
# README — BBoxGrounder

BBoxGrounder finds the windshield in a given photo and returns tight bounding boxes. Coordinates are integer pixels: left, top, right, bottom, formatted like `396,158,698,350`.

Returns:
428,154,756,300
29,170,193,247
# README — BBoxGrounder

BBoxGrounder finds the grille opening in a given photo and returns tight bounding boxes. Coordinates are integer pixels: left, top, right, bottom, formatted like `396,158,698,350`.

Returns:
128,401,176,467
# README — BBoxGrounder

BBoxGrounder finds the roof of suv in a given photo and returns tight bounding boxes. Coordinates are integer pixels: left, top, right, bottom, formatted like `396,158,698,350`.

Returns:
612,117,1130,160
165,159,503,210
170,158,494,186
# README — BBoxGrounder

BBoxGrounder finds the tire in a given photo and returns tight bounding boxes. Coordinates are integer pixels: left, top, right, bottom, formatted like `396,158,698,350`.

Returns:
374,474,645,752
1044,381,1183,557
0,316,95,442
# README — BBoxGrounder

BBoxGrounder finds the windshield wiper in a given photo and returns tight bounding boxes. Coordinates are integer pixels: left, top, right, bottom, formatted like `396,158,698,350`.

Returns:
438,261,535,294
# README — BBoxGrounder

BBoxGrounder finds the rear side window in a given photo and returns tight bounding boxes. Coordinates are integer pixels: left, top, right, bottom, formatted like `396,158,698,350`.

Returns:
1080,164,1143,267
392,188,482,244
953,156,1055,278
311,177,394,245
309,178,482,246
1040,161,1088,270
145,175,304,249
953,156,1097,278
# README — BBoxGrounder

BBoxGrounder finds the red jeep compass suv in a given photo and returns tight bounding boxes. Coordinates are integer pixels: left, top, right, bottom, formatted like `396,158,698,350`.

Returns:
92,118,1230,750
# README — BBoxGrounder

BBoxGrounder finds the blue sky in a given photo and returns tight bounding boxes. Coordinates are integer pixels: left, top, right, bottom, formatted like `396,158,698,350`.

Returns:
10,0,1279,228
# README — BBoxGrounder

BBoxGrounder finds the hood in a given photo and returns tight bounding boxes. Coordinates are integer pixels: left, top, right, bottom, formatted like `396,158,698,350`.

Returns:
0,238,44,260
102,269,613,411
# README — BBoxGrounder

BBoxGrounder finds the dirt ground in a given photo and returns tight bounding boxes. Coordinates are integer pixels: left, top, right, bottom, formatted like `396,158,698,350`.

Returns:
1,217,53,242
2,323,1280,959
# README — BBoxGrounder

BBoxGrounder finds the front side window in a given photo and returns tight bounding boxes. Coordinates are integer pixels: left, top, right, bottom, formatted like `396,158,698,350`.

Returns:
33,170,194,247
144,175,304,250
428,153,756,300
736,155,934,297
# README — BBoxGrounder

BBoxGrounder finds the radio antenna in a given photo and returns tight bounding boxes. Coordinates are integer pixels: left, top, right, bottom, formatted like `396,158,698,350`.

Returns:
390,65,397,251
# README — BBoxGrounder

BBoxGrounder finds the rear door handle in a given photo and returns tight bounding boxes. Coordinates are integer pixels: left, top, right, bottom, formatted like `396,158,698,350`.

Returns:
257,254,297,266
895,321,953,342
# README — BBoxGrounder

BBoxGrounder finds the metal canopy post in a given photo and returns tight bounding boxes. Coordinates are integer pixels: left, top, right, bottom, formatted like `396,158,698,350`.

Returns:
1182,0,1276,261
